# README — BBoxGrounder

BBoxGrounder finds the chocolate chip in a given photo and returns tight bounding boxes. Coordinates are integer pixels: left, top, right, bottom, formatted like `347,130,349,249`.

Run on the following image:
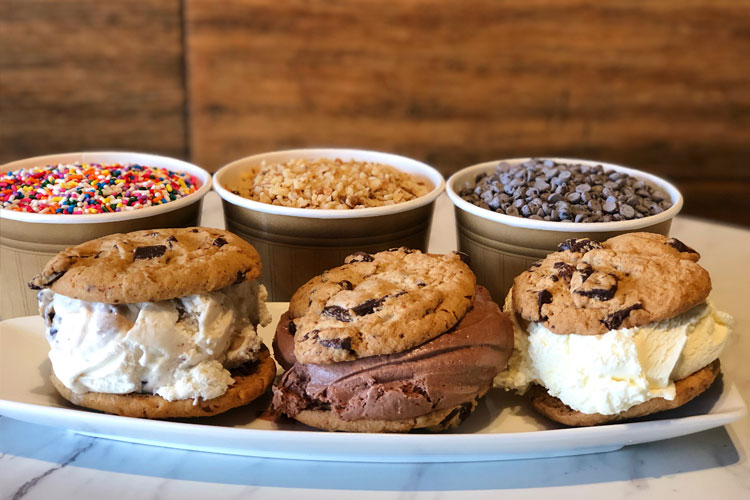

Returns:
557,238,602,253
47,309,55,324
352,296,388,316
454,251,471,265
537,289,552,320
288,320,296,334
338,280,354,290
417,281,426,287
602,303,643,330
28,270,67,290
566,192,581,204
302,329,320,341
318,337,353,352
213,237,228,247
574,272,618,301
619,204,636,219
176,305,188,322
576,286,617,301
346,252,374,263
191,229,199,233
322,305,352,322
166,235,178,243
575,263,594,282
133,245,167,260
667,238,698,255
553,262,575,280
234,269,248,284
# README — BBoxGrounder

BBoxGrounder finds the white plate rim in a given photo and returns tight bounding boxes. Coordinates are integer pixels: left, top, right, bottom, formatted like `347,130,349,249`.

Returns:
0,313,745,462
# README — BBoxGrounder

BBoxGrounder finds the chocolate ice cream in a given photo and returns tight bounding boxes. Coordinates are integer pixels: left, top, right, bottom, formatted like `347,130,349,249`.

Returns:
272,286,512,421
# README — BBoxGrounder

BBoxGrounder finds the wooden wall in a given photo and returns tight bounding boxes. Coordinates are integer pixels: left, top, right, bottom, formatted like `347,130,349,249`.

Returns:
2,0,749,226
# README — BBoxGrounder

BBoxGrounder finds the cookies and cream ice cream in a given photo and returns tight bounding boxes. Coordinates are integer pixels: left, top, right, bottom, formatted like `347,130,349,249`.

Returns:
39,280,271,402
29,226,276,418
495,294,733,415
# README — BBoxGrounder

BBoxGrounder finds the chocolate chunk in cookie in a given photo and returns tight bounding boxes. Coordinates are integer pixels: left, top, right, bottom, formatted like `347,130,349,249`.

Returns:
133,245,167,261
667,238,698,256
557,238,602,254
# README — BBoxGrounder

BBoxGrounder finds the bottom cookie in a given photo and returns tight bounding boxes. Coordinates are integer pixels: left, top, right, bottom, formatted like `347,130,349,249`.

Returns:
50,347,277,419
291,387,488,433
528,359,721,427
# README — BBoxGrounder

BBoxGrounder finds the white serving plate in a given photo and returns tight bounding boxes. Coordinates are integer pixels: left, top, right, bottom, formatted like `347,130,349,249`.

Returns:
0,303,745,463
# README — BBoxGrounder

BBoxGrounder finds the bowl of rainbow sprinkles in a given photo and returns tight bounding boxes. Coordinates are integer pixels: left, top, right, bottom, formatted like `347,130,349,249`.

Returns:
0,151,211,318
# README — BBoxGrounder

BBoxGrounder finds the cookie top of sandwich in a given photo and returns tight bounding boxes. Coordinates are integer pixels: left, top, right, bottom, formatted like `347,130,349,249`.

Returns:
512,232,711,335
29,227,261,304
289,248,476,364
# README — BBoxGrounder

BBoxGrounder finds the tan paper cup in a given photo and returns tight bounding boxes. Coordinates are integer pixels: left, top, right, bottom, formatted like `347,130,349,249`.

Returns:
446,158,683,303
1,152,212,319
214,149,445,301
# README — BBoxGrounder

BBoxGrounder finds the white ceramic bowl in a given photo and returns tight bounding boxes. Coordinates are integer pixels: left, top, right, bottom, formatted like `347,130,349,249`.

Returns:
1,151,212,318
214,148,445,219
213,148,445,300
1,151,212,224
446,157,683,302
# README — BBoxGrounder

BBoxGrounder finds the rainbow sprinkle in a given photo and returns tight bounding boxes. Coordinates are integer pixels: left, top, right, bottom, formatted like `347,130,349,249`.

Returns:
0,163,200,214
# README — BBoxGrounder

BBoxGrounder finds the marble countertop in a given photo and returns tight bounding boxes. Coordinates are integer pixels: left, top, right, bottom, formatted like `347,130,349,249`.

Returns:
1,193,748,499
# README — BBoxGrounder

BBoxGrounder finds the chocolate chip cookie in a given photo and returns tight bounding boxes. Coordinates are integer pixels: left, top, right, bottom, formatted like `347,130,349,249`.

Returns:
29,227,262,303
512,233,711,335
288,248,477,364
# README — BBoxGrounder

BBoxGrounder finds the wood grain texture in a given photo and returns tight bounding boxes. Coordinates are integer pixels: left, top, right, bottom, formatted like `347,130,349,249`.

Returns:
1,1,748,225
186,0,750,225
0,0,187,163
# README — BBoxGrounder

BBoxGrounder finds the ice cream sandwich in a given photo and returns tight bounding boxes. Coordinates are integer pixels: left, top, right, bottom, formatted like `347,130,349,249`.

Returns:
495,232,733,426
271,248,514,432
29,227,275,419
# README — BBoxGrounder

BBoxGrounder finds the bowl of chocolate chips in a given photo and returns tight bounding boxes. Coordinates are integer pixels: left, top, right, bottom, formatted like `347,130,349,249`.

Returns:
446,157,682,302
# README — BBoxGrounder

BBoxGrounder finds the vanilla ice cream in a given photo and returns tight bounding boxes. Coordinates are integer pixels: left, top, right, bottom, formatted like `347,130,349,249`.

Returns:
38,280,272,403
495,293,733,415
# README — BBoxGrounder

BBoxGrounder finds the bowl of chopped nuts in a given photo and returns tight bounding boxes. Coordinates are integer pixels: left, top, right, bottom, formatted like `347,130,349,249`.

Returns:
213,149,444,301
0,151,212,318
446,157,683,303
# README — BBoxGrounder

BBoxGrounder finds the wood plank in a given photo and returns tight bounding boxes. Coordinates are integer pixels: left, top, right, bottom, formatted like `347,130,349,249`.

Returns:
676,180,750,225
186,0,750,225
0,0,187,163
